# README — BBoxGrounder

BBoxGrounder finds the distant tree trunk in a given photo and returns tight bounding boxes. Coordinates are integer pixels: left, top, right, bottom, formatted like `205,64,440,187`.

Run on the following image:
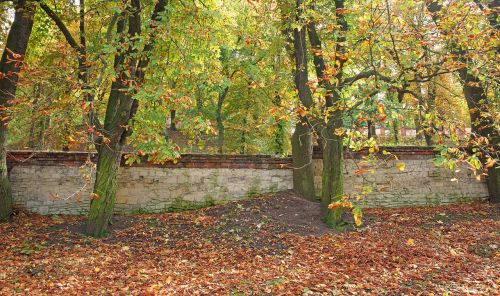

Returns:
169,110,177,131
86,0,168,237
423,82,435,147
414,114,423,142
367,120,376,139
28,84,40,149
216,87,228,154
414,83,424,142
0,1,36,222
289,1,315,200
392,121,400,145
272,94,286,155
240,120,246,155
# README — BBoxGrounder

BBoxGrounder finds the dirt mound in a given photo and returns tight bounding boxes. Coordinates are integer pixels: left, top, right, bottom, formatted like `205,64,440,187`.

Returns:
204,190,333,237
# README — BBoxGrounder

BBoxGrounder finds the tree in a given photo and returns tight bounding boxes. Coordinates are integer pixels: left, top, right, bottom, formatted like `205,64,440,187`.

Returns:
306,0,349,225
280,0,316,201
426,0,499,202
86,0,168,237
0,0,36,221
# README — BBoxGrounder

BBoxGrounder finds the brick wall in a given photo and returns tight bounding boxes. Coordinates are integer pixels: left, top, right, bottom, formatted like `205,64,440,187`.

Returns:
7,148,488,215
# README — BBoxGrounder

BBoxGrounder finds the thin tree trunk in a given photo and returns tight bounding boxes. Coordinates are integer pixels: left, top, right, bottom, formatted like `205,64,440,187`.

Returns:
0,1,36,221
414,83,424,142
290,2,315,200
216,87,228,154
272,94,286,155
392,121,400,145
169,110,177,131
423,82,435,146
367,120,376,139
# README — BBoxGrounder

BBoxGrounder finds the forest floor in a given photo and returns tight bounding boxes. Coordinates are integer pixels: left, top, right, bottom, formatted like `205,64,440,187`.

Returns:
0,191,498,295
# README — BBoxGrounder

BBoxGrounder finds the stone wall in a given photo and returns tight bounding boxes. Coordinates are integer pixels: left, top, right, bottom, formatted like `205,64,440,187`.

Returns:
7,148,488,215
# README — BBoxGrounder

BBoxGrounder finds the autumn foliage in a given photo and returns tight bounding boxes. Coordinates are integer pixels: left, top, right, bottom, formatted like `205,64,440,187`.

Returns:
0,193,498,294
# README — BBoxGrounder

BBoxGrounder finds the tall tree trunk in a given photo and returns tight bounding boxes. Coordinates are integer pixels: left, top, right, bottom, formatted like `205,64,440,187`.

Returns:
473,0,500,202
86,87,133,237
0,1,36,221
86,0,168,236
459,69,499,202
86,8,136,237
290,1,315,200
306,0,348,226
320,115,344,226
427,1,499,202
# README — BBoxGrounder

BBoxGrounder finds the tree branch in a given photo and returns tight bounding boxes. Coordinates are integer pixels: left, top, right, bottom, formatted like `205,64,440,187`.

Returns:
36,1,83,55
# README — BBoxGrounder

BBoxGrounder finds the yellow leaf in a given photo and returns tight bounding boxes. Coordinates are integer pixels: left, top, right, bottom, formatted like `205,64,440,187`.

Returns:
354,214,362,226
334,128,344,136
406,239,415,246
396,162,406,172
377,103,386,115
66,135,76,144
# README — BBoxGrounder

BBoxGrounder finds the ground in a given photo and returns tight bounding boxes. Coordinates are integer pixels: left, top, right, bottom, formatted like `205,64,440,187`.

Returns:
0,191,498,295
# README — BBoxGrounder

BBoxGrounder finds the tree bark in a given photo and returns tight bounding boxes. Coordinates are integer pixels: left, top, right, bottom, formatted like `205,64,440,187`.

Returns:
290,1,315,200
169,110,177,131
0,0,36,221
320,116,344,226
306,0,348,226
86,0,168,237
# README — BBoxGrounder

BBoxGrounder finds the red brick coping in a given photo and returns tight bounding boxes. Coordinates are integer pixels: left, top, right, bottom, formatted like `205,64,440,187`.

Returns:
6,146,437,169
